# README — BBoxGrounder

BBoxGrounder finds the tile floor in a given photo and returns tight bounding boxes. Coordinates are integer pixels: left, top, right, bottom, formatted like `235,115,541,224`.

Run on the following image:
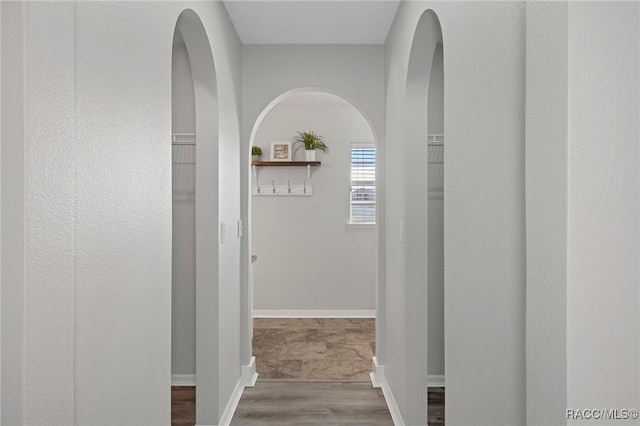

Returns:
253,318,376,380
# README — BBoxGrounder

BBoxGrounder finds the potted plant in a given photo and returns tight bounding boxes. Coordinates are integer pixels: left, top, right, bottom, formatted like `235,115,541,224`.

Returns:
292,130,329,161
251,146,263,162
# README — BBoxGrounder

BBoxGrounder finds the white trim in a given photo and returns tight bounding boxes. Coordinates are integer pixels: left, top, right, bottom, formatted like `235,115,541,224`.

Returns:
218,377,245,426
427,374,445,388
346,222,377,228
370,358,405,426
171,374,196,386
242,356,258,387
370,356,385,388
253,309,375,318
351,142,376,148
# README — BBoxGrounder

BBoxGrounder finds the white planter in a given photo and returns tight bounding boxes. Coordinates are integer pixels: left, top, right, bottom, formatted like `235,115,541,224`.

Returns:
304,150,316,161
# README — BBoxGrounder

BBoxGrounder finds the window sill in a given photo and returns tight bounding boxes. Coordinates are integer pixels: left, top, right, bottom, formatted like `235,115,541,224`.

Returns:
346,222,377,228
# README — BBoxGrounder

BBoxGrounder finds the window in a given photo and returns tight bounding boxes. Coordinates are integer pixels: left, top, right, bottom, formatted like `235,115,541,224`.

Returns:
350,143,376,224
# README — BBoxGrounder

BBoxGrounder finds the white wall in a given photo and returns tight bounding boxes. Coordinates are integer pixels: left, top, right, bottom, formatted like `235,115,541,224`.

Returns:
384,2,526,424
1,3,26,423
1,3,75,423
525,2,569,424
428,44,444,135
172,41,196,135
0,4,3,420
252,101,376,312
171,41,196,376
427,44,444,378
526,3,640,425
566,2,639,423
1,2,244,424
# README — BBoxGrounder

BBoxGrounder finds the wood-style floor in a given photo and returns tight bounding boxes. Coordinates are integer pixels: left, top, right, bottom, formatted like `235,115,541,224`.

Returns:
171,385,445,425
171,386,195,426
429,387,445,425
171,318,446,425
231,381,393,425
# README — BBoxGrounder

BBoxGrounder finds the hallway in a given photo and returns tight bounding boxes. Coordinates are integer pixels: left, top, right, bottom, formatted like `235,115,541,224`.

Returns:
3,2,639,425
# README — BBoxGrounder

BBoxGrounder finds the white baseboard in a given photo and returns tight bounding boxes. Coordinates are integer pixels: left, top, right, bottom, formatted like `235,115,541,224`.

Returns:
218,377,245,426
217,358,257,426
370,356,385,388
427,374,445,388
370,357,405,426
242,356,258,387
171,374,196,386
253,309,375,318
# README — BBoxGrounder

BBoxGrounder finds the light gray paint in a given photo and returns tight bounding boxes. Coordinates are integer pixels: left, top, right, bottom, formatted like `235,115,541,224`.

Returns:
23,4,76,423
173,6,245,423
171,42,196,375
0,3,2,420
73,4,176,422
403,11,440,424
172,43,196,134
567,2,639,423
1,2,25,423
1,2,244,424
1,3,75,423
428,44,444,134
241,44,386,368
384,2,526,424
525,2,569,424
526,3,640,424
252,102,376,311
175,11,222,421
277,92,350,106
427,44,444,377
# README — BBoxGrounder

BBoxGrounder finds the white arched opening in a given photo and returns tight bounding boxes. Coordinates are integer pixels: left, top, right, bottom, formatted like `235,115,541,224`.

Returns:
172,9,219,425
404,9,444,425
246,88,379,380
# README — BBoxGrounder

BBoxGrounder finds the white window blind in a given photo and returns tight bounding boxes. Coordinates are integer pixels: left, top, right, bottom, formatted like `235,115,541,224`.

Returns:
350,144,376,224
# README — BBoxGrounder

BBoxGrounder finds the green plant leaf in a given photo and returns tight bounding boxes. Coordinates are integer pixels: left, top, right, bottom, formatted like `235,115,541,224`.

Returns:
292,130,329,153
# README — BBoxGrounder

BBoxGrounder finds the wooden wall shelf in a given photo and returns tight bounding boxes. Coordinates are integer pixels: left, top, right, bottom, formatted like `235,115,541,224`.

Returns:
252,161,321,181
251,161,321,167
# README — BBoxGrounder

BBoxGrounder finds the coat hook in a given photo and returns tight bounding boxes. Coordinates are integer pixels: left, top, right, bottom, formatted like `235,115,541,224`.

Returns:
256,179,261,194
288,180,291,194
272,180,276,194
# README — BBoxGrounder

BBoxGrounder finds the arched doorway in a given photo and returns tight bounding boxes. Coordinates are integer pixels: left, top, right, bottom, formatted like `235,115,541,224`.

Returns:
247,89,379,381
404,9,444,425
171,9,220,425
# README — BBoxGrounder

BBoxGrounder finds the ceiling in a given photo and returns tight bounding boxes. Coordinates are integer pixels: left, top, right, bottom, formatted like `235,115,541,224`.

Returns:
222,0,401,44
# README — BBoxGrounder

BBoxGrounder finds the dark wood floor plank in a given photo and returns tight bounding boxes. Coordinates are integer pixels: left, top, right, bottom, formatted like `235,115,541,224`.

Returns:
171,386,196,425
